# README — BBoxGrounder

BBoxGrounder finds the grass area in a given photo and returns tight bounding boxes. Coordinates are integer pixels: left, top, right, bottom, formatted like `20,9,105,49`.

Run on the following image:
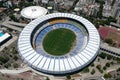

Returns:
43,28,76,56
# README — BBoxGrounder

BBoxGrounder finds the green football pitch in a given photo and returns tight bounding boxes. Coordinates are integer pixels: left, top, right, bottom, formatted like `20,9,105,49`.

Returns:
43,28,76,56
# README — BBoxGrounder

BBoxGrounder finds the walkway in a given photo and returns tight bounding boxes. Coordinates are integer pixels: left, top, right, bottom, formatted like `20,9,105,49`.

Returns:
0,67,55,80
100,43,120,57
2,20,27,32
2,21,22,31
7,21,26,27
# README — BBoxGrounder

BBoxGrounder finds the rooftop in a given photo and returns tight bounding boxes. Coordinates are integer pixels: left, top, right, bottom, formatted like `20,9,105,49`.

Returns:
21,6,47,19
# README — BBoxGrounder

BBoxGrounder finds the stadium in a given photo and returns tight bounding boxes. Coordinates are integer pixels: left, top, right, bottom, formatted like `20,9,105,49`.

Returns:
18,13,100,75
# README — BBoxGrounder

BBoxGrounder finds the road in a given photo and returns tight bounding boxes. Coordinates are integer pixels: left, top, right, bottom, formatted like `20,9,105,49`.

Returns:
0,65,119,80
0,67,55,80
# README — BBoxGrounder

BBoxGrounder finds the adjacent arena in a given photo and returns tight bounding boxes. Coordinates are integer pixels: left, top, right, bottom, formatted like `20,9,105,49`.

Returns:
18,13,100,75
21,6,47,19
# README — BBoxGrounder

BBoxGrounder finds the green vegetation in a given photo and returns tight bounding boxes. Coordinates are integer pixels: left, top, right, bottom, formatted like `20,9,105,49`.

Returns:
117,67,120,72
98,52,107,59
13,63,19,68
0,46,22,69
4,63,11,68
13,55,18,61
9,14,19,22
46,77,50,80
96,0,105,19
103,66,107,70
0,1,7,7
107,55,113,60
43,28,76,56
96,64,103,73
18,1,36,9
0,1,4,7
0,55,9,64
97,16,116,25
95,0,105,4
98,58,100,62
105,62,110,67
82,67,89,73
104,73,112,79
91,69,95,75
107,16,117,24
111,0,116,6
91,63,95,67
116,58,120,63
66,75,71,80
105,39,113,45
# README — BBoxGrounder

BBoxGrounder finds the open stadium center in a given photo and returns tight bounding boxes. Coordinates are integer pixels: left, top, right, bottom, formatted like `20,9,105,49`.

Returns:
18,13,100,75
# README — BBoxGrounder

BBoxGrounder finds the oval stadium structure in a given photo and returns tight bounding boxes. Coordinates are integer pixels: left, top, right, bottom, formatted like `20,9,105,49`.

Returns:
18,13,100,75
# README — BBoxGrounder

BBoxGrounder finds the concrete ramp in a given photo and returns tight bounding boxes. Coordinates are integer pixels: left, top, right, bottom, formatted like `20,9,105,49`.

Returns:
7,21,27,27
2,22,22,31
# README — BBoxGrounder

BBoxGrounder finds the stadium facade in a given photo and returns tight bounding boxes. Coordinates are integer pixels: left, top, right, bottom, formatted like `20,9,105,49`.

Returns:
18,13,100,75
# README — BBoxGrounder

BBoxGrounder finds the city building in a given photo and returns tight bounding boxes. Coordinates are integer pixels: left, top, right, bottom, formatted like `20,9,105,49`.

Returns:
41,0,49,4
0,32,12,46
112,0,120,18
103,4,112,17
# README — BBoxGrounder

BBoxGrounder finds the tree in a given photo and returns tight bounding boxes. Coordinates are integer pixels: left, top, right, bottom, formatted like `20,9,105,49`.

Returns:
103,66,107,70
9,14,19,22
116,58,120,63
97,1,105,19
96,64,101,69
98,58,100,62
104,73,112,78
107,54,113,60
4,63,11,68
106,62,110,67
108,16,116,22
46,77,50,80
12,47,18,54
96,64,103,73
117,67,120,72
0,1,5,7
94,22,100,28
0,55,9,64
82,67,89,73
111,0,116,6
91,63,95,67
7,28,13,32
105,38,113,45
98,20,106,26
13,55,18,61
99,52,106,59
13,63,19,68
66,75,71,80
95,0,105,4
91,69,95,75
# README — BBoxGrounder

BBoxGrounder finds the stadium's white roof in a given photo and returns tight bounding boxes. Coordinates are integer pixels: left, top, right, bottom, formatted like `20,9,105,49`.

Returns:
18,13,100,75
21,6,47,19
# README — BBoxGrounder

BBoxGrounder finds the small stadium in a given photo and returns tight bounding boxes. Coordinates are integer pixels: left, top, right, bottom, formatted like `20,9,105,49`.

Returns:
18,13,100,75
